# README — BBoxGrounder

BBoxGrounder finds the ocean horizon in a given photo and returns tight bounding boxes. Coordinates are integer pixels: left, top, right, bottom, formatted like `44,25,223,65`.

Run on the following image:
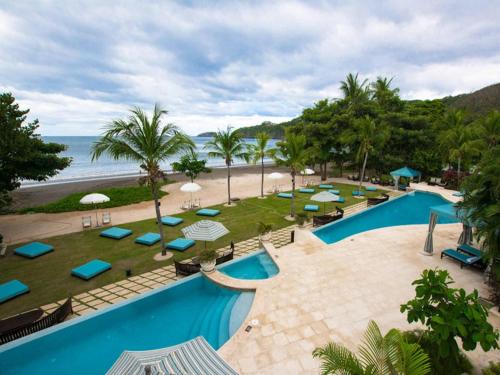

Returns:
27,136,277,187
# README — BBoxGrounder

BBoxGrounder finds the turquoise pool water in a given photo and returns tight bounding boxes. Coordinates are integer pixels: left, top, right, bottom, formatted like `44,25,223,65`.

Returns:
0,275,254,375
314,191,457,244
219,250,279,279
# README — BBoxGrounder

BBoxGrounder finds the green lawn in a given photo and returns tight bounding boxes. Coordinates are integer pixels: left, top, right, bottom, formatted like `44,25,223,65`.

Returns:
0,182,385,318
18,182,174,214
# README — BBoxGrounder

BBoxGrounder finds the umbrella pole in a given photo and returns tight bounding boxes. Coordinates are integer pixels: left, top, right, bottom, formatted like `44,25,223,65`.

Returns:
95,204,100,227
323,202,326,215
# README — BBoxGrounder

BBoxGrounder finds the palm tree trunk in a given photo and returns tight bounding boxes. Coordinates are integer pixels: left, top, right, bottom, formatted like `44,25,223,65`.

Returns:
152,181,166,255
457,157,461,186
261,156,264,197
359,151,368,193
227,163,231,205
291,170,296,217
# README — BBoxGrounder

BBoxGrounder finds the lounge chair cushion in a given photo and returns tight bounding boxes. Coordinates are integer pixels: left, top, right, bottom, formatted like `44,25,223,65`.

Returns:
0,280,29,303
457,244,482,257
166,238,195,251
365,186,377,191
100,227,132,239
352,190,365,196
453,192,464,197
319,184,334,189
14,242,54,259
135,232,161,246
304,205,319,212
72,259,112,280
441,249,481,266
328,189,340,195
196,209,220,217
299,188,315,193
161,216,184,226
277,193,293,199
337,197,345,203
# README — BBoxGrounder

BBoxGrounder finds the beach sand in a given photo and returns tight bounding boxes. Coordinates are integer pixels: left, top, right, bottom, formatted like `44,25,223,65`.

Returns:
1,165,322,245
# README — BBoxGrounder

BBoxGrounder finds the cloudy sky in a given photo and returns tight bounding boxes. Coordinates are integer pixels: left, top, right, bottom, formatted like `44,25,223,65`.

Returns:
1,1,499,136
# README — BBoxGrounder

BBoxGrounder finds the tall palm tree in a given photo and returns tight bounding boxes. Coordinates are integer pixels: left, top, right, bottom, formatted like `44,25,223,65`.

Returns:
340,73,370,108
313,320,431,375
91,105,194,255
205,127,249,205
370,76,399,108
273,132,309,217
475,110,500,150
250,132,277,198
343,116,389,193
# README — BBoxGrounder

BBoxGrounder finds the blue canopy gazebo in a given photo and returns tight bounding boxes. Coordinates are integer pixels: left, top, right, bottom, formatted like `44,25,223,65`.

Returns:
390,166,422,187
423,203,472,255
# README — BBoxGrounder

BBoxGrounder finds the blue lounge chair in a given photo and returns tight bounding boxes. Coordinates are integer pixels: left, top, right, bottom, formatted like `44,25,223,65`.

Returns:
0,280,29,304
277,193,293,199
453,192,464,197
365,186,377,192
328,189,340,195
299,188,315,193
304,205,319,212
14,242,54,259
441,249,481,269
166,238,195,251
196,209,220,217
135,232,161,246
161,216,183,226
352,190,365,196
319,184,334,189
100,227,133,240
457,244,482,257
72,259,112,280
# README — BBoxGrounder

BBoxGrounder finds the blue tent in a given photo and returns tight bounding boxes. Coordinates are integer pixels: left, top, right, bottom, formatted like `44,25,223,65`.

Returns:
390,166,421,179
423,203,472,255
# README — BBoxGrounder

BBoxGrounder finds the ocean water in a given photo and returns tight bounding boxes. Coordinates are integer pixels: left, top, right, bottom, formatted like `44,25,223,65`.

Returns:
30,136,277,185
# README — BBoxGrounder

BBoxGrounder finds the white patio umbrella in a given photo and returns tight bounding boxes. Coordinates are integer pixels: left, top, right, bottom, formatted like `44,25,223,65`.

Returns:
268,172,283,180
79,193,110,226
311,191,338,214
182,220,229,249
300,168,315,175
180,182,202,208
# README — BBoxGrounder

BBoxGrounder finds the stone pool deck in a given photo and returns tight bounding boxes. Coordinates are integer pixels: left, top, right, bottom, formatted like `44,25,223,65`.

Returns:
217,224,500,374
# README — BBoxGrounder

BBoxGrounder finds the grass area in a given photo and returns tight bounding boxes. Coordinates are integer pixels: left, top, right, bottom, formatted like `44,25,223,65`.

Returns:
18,183,173,214
0,182,385,318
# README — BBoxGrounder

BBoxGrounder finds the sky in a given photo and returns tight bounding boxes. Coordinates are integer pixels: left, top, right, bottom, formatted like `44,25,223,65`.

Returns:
1,1,499,136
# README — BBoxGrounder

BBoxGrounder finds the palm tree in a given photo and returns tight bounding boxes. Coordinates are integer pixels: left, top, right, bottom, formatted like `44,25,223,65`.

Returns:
370,76,400,108
250,132,277,198
439,110,476,184
91,105,194,255
273,132,309,217
343,116,389,193
475,110,500,150
313,320,431,375
205,127,249,205
340,73,370,108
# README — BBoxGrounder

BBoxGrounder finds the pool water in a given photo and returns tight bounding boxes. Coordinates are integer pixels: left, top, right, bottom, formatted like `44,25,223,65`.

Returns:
0,275,254,375
219,250,279,279
314,191,457,244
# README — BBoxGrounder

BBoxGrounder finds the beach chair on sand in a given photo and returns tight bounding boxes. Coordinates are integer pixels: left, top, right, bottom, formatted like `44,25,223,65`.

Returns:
82,216,92,228
102,212,111,225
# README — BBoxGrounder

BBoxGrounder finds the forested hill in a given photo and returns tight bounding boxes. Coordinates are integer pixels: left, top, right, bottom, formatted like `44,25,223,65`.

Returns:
197,82,499,139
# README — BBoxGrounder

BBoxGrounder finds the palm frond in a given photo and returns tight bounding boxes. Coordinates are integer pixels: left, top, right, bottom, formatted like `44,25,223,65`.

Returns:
313,342,365,375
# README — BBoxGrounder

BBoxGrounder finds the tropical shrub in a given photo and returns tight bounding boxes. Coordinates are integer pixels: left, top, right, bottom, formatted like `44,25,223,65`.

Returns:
199,248,218,263
401,269,499,374
257,222,273,235
483,361,500,375
295,212,309,226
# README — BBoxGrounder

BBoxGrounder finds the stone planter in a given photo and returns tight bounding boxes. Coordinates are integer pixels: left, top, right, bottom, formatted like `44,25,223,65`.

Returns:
200,259,216,273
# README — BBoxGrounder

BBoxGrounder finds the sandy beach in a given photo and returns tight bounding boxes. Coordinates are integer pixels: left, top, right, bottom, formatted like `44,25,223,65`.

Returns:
1,165,322,245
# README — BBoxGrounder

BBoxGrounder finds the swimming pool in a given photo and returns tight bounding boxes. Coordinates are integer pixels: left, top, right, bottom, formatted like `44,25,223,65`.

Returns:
314,191,457,244
219,250,279,279
0,275,254,375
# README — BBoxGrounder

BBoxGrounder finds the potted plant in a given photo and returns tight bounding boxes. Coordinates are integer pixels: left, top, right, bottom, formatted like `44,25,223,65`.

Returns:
0,233,6,257
257,222,273,241
199,248,218,272
296,212,309,228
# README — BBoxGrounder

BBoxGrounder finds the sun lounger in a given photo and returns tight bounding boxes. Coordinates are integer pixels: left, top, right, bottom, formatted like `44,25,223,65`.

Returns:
135,233,161,246
337,197,345,203
0,280,29,304
453,192,464,197
440,249,482,269
367,194,390,206
365,186,377,191
352,190,365,196
319,184,334,189
328,189,340,195
166,238,195,251
72,259,112,280
102,212,111,225
304,204,319,212
161,216,184,226
100,227,133,240
14,242,54,259
277,193,293,198
299,188,315,193
196,208,220,217
457,244,482,257
313,207,344,227
82,216,92,228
